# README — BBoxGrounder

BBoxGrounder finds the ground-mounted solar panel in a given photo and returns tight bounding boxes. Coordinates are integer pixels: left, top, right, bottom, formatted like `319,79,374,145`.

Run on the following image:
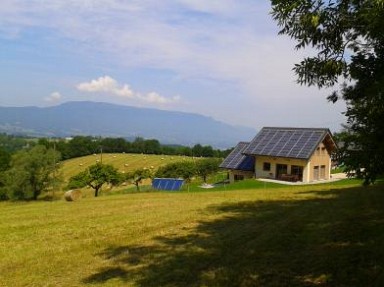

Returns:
152,178,184,191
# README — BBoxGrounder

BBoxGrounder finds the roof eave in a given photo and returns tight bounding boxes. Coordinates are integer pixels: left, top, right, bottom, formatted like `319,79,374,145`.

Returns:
243,153,310,161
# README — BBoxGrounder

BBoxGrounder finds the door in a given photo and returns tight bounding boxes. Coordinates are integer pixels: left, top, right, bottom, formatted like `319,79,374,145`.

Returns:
276,164,288,180
320,165,326,179
313,166,319,180
291,165,303,181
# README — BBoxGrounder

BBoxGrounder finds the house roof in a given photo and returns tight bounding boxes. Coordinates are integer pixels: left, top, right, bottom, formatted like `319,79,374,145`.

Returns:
242,127,336,160
219,142,255,171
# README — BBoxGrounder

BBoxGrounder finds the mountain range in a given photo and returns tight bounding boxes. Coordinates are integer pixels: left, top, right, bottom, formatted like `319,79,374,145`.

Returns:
0,101,256,148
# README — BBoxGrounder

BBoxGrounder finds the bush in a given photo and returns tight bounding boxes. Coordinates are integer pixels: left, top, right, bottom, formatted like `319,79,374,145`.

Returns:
155,161,197,182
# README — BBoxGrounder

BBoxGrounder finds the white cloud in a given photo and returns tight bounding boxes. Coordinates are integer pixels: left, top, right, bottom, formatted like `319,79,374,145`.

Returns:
45,91,62,102
77,76,180,105
138,92,181,104
77,76,134,98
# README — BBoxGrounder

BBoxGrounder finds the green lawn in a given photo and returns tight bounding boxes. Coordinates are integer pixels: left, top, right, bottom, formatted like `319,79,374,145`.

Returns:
1,179,384,286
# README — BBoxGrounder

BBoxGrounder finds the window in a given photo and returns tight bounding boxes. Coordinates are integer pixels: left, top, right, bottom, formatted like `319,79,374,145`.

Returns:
263,162,271,171
234,174,244,181
321,147,326,155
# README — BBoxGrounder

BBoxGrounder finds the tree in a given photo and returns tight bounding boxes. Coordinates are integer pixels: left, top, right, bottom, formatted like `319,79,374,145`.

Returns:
331,130,349,164
68,163,120,197
101,137,129,153
0,133,33,153
0,148,11,200
155,161,197,183
0,147,10,172
125,168,152,191
1,145,61,200
192,144,203,157
65,136,100,159
271,0,384,184
195,158,221,182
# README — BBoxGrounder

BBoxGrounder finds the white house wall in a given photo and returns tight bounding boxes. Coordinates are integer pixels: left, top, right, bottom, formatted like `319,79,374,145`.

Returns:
307,142,332,181
254,155,308,181
254,140,332,183
228,170,254,183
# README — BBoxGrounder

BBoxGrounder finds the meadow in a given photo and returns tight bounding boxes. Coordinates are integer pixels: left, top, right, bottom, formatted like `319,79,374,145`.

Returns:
1,177,384,286
61,153,195,180
60,153,199,195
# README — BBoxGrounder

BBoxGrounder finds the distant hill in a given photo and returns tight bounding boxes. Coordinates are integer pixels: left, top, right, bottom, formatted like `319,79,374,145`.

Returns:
0,101,256,148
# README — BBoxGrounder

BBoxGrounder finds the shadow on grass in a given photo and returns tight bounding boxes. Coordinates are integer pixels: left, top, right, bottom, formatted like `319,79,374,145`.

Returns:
83,184,384,286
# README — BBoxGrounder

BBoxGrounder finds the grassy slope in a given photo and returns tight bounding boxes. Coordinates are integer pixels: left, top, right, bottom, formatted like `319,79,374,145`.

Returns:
61,153,195,181
1,179,384,286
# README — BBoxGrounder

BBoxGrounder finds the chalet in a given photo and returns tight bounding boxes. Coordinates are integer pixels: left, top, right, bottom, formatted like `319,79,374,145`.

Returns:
220,127,337,183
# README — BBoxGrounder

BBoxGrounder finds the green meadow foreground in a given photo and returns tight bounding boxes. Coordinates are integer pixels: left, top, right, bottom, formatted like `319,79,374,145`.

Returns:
1,179,384,286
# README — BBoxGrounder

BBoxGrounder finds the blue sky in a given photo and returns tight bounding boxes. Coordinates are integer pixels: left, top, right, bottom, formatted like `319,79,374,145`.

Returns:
0,0,346,132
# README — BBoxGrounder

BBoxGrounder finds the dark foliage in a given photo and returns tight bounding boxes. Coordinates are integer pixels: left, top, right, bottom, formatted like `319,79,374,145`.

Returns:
37,136,230,161
1,145,61,200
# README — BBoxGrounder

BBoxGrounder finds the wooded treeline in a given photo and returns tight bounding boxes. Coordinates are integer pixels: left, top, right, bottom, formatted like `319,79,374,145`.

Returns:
37,136,231,160
0,133,232,160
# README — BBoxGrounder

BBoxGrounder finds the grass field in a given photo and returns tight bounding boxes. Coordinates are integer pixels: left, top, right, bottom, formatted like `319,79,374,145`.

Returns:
1,178,384,286
61,153,196,181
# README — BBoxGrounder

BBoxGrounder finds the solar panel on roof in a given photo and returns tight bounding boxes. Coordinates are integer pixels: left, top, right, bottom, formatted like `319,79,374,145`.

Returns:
220,142,254,171
244,127,329,159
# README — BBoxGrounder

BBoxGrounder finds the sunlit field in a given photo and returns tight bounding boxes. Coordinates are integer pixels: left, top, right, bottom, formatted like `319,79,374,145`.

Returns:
1,178,384,286
61,153,196,180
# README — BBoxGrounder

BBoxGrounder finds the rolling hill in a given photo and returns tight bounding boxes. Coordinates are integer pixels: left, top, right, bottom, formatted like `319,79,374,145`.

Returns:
61,153,196,182
0,101,256,148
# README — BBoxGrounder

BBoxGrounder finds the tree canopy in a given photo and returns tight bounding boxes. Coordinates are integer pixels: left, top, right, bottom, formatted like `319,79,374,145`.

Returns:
37,136,230,161
124,168,153,191
0,148,11,172
271,0,384,184
155,161,197,183
68,163,121,197
195,158,222,183
154,158,222,183
0,145,61,200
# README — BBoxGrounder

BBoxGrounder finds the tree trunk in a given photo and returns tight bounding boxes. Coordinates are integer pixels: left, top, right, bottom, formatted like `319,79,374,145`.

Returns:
32,188,40,200
95,187,100,197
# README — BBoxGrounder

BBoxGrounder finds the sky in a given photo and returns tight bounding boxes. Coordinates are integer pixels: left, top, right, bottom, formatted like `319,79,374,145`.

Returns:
0,0,346,132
